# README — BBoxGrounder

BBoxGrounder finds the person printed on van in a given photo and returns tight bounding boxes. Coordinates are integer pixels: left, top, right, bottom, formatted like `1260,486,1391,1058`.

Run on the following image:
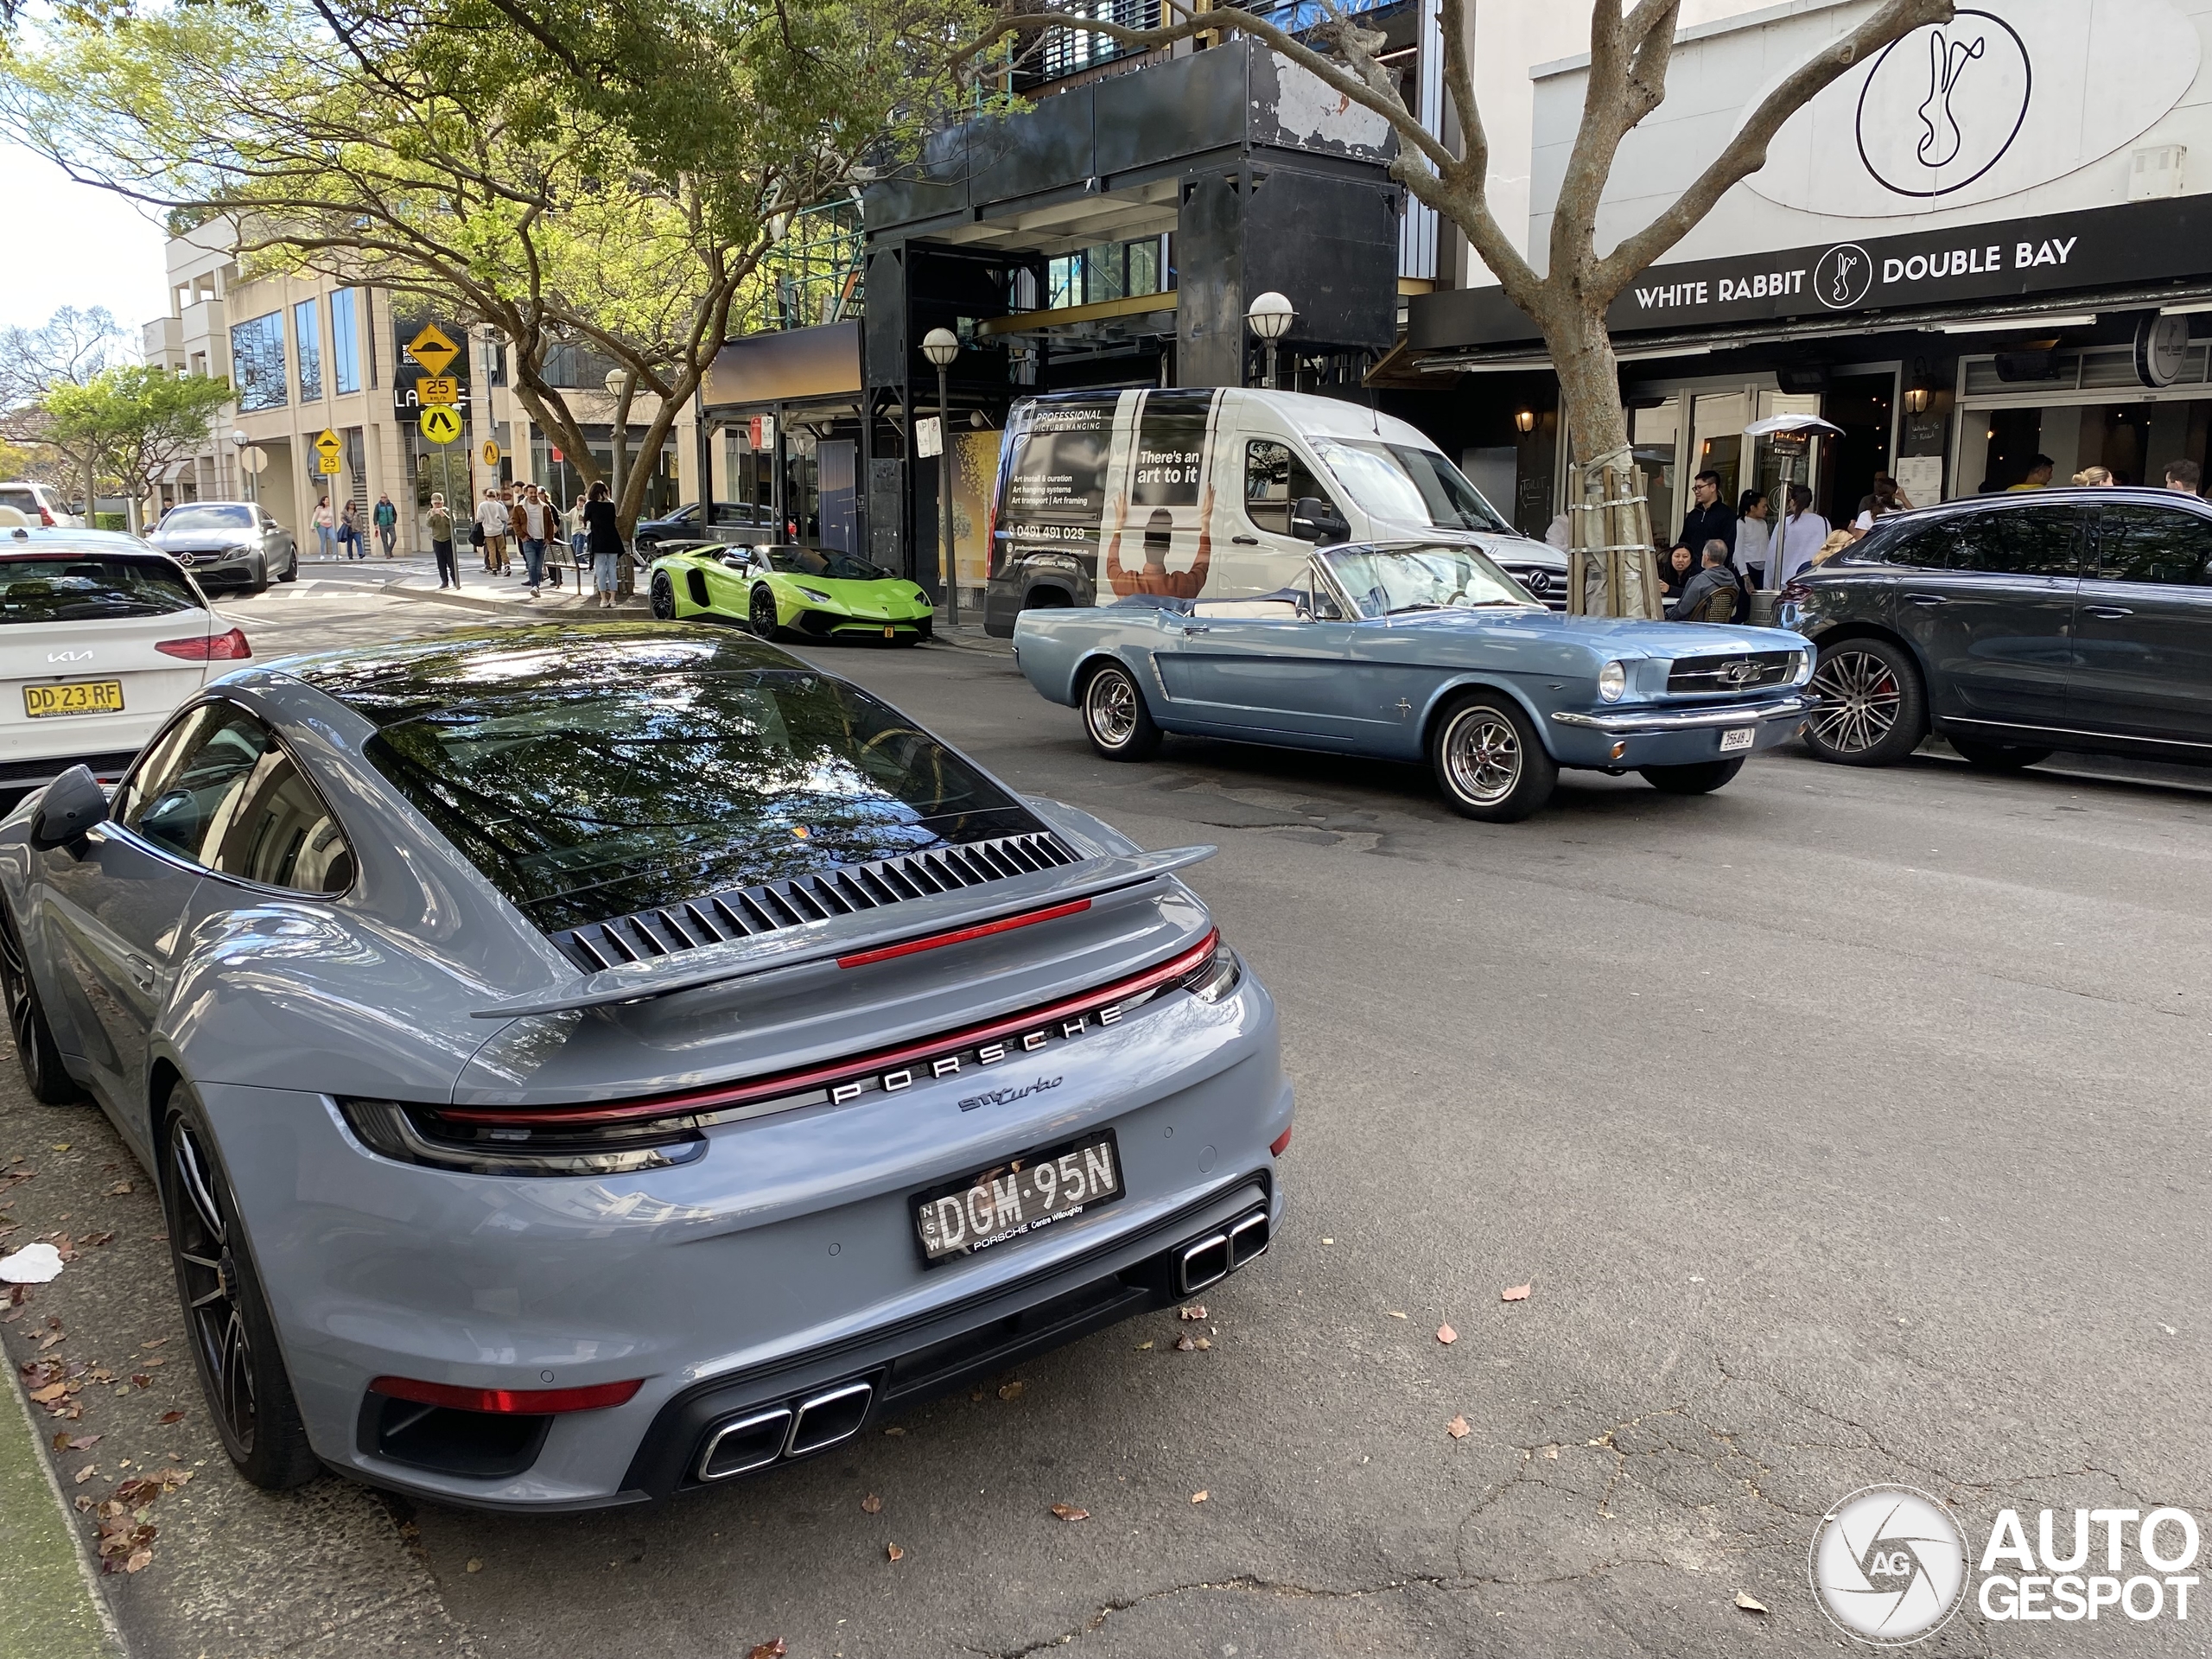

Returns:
1734,488,1771,588
1106,506,1215,602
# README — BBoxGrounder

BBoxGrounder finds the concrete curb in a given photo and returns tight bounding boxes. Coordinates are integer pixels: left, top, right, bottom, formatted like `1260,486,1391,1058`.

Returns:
1,1361,123,1658
378,584,650,620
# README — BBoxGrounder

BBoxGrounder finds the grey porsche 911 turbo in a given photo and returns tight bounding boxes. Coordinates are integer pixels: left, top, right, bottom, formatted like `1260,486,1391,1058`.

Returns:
0,624,1289,1510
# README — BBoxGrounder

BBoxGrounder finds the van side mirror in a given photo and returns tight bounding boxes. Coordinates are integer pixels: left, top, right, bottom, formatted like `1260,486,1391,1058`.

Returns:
30,766,109,851
1290,496,1348,545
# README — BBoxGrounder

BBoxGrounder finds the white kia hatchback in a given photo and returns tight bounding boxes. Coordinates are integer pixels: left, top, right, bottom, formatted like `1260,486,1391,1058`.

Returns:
0,527,250,797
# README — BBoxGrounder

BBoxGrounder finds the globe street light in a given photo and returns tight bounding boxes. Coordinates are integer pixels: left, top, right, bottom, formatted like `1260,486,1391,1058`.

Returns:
231,429,257,509
1245,291,1295,390
921,327,961,627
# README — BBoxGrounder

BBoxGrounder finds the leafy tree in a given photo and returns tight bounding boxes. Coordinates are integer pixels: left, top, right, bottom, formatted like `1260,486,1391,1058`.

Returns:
2,0,995,568
984,0,1953,613
0,307,129,512
41,367,232,531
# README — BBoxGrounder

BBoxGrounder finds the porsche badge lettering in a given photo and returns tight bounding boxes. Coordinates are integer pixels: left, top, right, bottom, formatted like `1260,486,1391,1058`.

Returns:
813,1002,1128,1112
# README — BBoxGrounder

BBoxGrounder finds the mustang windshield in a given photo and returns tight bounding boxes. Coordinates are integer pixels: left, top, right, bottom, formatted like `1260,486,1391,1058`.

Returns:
338,633,1039,931
764,545,896,582
1322,545,1541,620
1311,441,1512,534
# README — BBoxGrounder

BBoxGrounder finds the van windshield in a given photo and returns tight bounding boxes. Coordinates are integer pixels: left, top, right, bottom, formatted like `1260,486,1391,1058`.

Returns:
1312,441,1511,535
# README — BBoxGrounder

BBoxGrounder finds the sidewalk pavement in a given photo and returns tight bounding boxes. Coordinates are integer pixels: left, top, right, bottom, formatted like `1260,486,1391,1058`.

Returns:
1,1366,119,1658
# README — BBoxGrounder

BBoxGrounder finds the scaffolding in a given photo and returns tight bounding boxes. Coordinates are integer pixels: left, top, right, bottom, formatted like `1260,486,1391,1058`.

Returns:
745,200,867,334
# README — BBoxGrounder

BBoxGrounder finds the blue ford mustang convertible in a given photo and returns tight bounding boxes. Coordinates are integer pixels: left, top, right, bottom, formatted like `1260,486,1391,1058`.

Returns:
1014,542,1815,821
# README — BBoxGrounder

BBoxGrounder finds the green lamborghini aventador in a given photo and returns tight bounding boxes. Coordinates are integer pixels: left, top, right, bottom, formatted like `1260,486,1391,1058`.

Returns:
647,542,936,643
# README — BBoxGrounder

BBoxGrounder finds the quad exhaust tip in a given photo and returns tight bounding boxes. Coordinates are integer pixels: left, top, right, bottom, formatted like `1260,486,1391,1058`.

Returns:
1178,1206,1268,1294
696,1380,875,1483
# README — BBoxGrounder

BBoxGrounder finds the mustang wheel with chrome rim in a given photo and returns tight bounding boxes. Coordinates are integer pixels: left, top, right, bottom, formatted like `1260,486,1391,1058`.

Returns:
1081,661,1160,761
1804,637,1924,766
1430,695,1557,822
161,1090,321,1490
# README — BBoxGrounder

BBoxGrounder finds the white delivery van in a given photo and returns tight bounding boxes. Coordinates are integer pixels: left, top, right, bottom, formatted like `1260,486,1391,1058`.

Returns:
981,386,1567,636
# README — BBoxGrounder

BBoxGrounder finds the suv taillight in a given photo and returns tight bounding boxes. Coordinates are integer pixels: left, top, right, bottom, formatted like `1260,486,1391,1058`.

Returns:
156,627,251,661
37,506,54,526
1780,578,1812,605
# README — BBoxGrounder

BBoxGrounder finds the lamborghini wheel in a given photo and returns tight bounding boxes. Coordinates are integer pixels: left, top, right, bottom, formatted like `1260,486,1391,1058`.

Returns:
650,570,677,620
750,584,780,639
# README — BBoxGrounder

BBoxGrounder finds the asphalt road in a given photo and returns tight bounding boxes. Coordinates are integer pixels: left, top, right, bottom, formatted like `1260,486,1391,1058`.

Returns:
4,584,2207,1658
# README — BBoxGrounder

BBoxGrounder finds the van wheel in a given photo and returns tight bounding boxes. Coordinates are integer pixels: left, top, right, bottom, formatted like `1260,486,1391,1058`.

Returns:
1430,695,1556,822
1805,638,1925,766
1081,661,1160,760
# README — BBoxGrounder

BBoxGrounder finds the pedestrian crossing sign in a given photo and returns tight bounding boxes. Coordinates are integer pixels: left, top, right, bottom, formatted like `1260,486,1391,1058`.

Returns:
407,324,460,378
420,405,462,445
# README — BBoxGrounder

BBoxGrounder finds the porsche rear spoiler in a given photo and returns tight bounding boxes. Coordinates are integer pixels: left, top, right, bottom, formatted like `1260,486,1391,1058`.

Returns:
470,845,1217,1020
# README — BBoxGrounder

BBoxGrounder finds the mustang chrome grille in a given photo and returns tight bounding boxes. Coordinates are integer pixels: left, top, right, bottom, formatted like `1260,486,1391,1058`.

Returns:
1667,650,1799,694
549,831,1082,971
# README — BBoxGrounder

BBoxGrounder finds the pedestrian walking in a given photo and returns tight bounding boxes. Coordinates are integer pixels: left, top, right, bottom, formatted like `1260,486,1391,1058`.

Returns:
313,496,336,559
373,492,398,557
476,488,510,574
1676,469,1735,557
1777,485,1829,582
1735,489,1772,588
339,499,361,559
515,486,551,597
584,480,623,609
428,492,459,589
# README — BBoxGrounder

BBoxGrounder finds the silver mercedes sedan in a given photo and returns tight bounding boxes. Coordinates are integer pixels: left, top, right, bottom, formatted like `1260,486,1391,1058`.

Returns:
0,624,1289,1509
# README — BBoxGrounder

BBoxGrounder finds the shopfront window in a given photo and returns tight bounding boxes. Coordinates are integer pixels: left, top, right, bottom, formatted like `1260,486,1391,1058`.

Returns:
1689,392,1750,514
1630,400,1679,548
294,299,322,402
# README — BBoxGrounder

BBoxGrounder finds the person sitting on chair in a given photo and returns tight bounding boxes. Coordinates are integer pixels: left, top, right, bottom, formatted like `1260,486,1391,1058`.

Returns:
1672,543,1738,622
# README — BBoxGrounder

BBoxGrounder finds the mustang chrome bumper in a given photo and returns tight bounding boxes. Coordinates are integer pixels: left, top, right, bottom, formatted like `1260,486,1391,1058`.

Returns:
1550,695,1810,734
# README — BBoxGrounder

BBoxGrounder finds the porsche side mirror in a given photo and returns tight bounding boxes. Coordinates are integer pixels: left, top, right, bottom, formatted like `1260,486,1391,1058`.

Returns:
30,766,109,851
1290,497,1348,545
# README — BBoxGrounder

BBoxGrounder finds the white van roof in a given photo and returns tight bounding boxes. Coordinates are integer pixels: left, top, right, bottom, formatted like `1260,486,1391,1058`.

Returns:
1014,387,1446,452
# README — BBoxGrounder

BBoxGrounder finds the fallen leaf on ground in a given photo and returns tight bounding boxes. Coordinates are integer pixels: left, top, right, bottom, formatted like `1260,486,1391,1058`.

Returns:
1049,1503,1089,1522
156,1411,183,1426
1190,1490,1209,1504
1192,1337,1211,1351
1436,1324,1458,1345
747,1643,789,1659
1135,1340,1154,1351
79,1231,113,1249
860,1493,882,1515
140,1338,167,1350
105,1182,132,1196
1386,1311,1408,1319
1733,1591,1768,1614
881,1426,905,1436
1446,1415,1470,1440
1174,1334,1197,1352
465,1559,484,1573
130,1374,151,1389
997,1380,1025,1402
1179,1304,1206,1320
73,1463,96,1483
1501,1284,1531,1303
29,1382,66,1403
124,1548,152,1573
886,1542,905,1562
73,1495,92,1512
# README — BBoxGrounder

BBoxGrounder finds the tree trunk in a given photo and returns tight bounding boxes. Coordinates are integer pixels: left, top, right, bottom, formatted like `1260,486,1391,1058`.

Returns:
1545,304,1662,620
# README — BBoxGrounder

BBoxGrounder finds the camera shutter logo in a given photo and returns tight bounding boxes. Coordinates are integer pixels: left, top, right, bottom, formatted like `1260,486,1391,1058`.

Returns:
1809,1484,1968,1645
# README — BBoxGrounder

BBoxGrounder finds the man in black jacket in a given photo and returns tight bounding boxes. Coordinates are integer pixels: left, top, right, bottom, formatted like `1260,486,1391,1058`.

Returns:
1677,470,1736,558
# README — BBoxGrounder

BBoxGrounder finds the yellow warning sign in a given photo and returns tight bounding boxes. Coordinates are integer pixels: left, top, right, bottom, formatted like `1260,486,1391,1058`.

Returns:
318,452,342,474
480,440,502,469
313,427,341,457
415,376,459,405
407,324,460,378
419,405,462,445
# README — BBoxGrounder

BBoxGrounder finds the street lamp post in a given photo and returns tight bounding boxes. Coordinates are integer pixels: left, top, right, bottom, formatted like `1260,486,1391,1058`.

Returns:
921,327,961,628
231,429,255,509
1245,291,1295,390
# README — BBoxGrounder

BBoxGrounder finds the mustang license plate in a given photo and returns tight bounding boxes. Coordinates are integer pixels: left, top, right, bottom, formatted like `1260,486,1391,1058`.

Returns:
1719,727,1754,753
914,1130,1122,1263
24,680,124,719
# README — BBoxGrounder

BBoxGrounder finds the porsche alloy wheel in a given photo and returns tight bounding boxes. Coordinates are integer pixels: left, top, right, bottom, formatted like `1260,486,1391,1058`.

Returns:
1805,639,1924,766
1431,696,1556,823
650,570,677,620
0,902,83,1104
1081,662,1160,760
162,1094,319,1490
750,585,780,639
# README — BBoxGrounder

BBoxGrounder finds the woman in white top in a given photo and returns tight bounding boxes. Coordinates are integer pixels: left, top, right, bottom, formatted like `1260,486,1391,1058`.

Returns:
1734,489,1771,587
1778,485,1830,581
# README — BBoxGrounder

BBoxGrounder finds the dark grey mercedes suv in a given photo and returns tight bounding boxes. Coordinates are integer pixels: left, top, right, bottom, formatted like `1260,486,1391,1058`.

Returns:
1780,486,2212,772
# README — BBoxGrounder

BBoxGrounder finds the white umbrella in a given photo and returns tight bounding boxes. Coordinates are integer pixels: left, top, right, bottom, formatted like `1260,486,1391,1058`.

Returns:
1742,413,1845,438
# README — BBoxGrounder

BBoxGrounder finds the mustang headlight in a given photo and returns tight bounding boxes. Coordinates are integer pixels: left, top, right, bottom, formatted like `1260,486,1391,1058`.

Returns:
795,584,833,603
1598,660,1628,702
1789,648,1812,684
